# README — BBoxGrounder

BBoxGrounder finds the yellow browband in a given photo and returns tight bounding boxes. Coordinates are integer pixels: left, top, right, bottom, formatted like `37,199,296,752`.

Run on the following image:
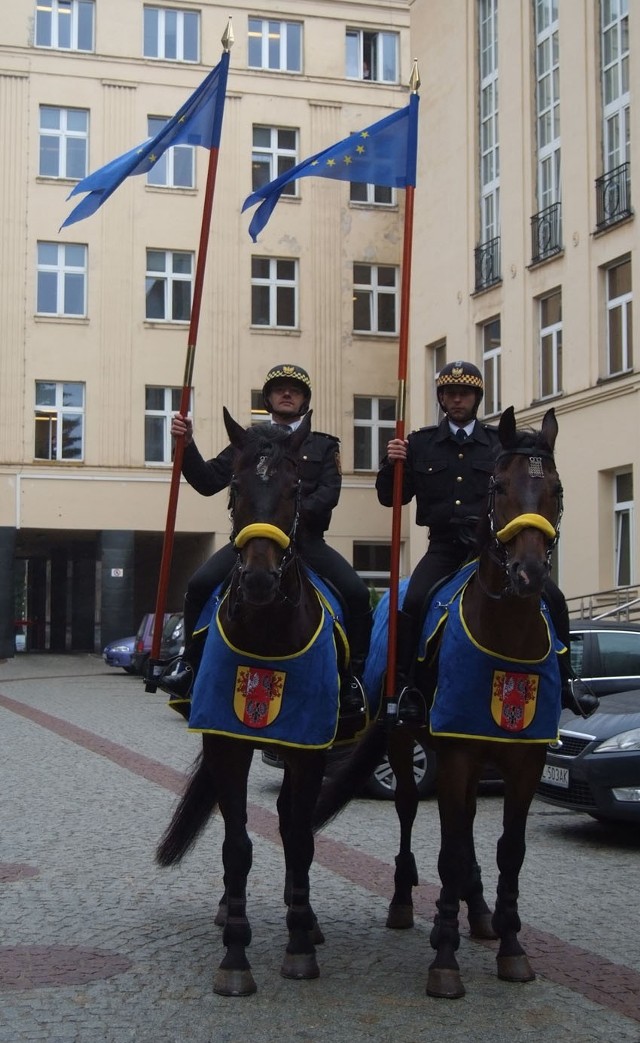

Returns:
495,513,557,543
234,523,291,550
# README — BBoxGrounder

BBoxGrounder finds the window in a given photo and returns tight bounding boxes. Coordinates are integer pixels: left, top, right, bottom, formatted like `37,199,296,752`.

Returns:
601,0,630,173
429,340,447,422
478,0,500,245
145,249,193,322
251,389,269,424
614,471,633,586
252,126,298,194
606,257,632,375
353,543,392,590
353,264,398,334
145,386,191,463
350,182,395,206
539,289,562,398
34,381,84,461
251,257,298,328
354,396,396,471
595,628,640,677
37,242,87,316
39,106,88,180
345,29,399,83
143,6,199,61
535,0,561,212
248,18,302,73
481,317,501,416
35,0,94,52
146,117,194,188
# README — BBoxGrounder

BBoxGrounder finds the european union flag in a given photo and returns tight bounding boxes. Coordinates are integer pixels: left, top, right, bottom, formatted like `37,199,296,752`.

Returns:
242,93,419,242
61,51,230,228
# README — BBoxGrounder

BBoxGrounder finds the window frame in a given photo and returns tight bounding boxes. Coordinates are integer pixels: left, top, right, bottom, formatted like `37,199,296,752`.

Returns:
352,263,399,336
36,241,87,317
145,248,194,323
251,125,299,196
34,0,95,52
353,542,393,592
535,0,561,212
144,386,192,464
605,257,632,376
345,28,399,83
601,0,630,172
39,105,89,180
247,18,302,73
613,469,634,586
250,256,299,330
349,181,396,206
539,288,563,399
478,0,500,244
146,116,195,189
480,316,501,417
34,380,85,462
353,395,397,471
143,5,200,62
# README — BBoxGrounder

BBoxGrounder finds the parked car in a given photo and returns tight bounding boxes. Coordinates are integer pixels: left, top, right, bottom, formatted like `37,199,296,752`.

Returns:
103,635,137,673
131,613,172,676
536,689,640,824
160,612,185,661
568,619,640,697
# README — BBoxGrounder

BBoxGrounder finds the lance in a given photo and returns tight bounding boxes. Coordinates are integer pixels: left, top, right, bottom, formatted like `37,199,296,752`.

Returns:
146,20,234,690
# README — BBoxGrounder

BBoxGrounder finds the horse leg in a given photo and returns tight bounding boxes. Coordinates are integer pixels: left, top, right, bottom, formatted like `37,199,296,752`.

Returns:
208,738,257,997
278,766,325,946
279,750,326,980
386,726,420,929
491,747,546,983
460,779,497,940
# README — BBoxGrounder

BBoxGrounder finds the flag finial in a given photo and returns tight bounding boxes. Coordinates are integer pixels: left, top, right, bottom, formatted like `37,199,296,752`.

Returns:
409,60,420,94
222,18,234,51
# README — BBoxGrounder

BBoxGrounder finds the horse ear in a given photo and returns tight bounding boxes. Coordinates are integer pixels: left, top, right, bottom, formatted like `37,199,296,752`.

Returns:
498,406,517,449
223,406,251,450
541,407,558,452
288,410,312,453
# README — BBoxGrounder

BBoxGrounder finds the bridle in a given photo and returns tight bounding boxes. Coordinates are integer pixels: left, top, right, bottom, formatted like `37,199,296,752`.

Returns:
481,446,564,597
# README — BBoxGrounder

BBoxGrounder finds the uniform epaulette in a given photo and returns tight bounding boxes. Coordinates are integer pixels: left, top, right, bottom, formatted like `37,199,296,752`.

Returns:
313,431,340,444
414,425,439,434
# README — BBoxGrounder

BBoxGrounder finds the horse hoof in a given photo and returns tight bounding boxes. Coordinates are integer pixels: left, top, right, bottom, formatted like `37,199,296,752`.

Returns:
309,919,325,946
214,904,226,927
386,904,414,930
468,913,498,940
497,954,535,982
426,968,465,999
281,952,320,980
213,968,257,996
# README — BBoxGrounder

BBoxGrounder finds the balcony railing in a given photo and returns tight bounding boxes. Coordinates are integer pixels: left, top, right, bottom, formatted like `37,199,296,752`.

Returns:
596,161,632,229
474,236,501,292
530,202,562,263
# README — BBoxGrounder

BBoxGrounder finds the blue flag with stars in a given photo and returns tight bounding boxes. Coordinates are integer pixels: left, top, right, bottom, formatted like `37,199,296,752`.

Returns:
61,51,230,228
242,93,419,242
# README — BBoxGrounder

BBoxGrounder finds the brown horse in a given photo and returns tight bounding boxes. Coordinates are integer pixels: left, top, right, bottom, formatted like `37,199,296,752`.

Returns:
156,409,343,996
313,406,564,999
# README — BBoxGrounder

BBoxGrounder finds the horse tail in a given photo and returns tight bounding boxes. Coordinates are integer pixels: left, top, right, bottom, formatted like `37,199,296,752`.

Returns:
156,753,218,866
313,720,389,831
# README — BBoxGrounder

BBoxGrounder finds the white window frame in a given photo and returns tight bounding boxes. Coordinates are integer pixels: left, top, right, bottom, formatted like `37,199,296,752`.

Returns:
145,249,193,323
252,126,299,196
39,106,88,180
535,1,561,211
479,0,500,243
353,542,393,591
35,0,95,52
36,242,87,317
429,340,447,423
614,470,634,586
146,116,194,188
251,257,298,330
144,386,192,464
606,257,632,376
345,28,399,83
353,396,396,471
349,182,396,206
250,389,269,425
353,264,399,335
601,0,630,171
248,18,302,73
539,289,563,399
481,317,501,417
143,5,200,62
34,380,85,461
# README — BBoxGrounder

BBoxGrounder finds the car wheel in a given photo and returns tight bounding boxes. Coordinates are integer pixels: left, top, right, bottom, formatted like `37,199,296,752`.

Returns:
363,736,437,800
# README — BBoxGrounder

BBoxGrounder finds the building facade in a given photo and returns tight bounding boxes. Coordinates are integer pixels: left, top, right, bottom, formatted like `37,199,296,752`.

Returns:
0,0,411,654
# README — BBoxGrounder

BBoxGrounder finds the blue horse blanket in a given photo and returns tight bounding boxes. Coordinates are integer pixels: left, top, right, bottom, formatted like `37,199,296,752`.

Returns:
188,571,348,749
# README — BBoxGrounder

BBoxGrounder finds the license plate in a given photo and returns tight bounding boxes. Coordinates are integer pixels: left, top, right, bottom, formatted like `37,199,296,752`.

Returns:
541,763,569,788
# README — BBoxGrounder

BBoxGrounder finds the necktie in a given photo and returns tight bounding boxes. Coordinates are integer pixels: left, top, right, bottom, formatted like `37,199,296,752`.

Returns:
455,428,468,443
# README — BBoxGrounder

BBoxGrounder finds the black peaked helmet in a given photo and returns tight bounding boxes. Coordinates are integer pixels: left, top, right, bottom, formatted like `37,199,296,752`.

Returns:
262,364,312,414
436,360,484,405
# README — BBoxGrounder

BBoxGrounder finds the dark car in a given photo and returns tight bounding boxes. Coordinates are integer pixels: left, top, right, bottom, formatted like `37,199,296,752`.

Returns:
103,635,137,673
131,613,172,675
536,689,640,824
569,619,640,697
160,613,184,661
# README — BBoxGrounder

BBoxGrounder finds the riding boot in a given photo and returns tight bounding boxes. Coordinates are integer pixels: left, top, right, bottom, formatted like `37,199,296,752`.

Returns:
558,655,599,718
155,597,204,700
339,610,372,718
394,610,427,725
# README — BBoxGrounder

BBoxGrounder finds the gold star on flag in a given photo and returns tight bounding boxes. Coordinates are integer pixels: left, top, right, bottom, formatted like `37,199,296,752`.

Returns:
360,131,369,139
148,153,157,163
356,145,365,154
343,155,352,165
327,158,336,167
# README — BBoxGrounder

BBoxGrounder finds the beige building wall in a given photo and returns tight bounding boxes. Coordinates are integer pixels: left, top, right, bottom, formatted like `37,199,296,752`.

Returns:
409,0,639,606
0,0,411,651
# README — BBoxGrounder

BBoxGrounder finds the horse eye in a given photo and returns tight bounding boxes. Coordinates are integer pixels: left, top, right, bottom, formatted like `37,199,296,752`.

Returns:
493,480,506,495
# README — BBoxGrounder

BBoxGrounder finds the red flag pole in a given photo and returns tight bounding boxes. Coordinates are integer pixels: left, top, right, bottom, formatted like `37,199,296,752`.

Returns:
146,25,233,690
384,68,420,714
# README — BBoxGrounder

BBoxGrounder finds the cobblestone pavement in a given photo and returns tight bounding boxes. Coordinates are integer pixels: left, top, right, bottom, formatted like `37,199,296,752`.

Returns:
1,653,639,1043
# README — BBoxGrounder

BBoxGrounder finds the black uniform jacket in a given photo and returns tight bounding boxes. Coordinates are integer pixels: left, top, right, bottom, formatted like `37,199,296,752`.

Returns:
376,417,501,538
181,425,342,538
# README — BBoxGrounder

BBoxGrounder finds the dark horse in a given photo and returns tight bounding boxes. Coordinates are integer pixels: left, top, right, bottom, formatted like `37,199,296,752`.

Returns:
313,406,564,999
156,408,341,996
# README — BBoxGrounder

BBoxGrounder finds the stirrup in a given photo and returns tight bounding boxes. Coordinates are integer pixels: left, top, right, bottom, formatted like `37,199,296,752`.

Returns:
397,684,427,726
154,658,195,700
564,678,599,719
339,675,367,719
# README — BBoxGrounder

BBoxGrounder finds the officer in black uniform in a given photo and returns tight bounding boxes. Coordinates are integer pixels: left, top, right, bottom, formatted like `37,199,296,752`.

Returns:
158,364,372,713
376,360,597,717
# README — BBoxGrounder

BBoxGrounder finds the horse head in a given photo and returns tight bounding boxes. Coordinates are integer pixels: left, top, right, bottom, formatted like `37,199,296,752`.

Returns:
223,406,312,606
485,406,563,597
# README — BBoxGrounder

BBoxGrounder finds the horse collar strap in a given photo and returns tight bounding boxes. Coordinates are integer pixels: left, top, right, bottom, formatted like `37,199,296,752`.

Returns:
234,523,291,550
495,513,557,544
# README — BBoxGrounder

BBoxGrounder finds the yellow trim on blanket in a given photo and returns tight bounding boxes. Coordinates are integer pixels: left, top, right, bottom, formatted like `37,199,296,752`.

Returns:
215,589,325,660
234,523,290,549
495,513,556,543
428,725,557,744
